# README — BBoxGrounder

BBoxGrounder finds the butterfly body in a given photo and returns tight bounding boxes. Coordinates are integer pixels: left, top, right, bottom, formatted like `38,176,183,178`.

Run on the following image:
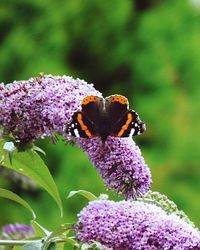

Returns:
66,95,145,141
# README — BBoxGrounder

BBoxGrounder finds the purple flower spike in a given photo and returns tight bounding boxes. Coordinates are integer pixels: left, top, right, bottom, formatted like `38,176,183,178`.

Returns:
78,136,151,199
75,200,200,250
1,223,34,240
0,74,101,144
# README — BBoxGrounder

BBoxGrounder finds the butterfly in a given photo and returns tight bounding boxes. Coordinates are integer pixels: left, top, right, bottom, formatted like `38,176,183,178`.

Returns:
66,95,145,141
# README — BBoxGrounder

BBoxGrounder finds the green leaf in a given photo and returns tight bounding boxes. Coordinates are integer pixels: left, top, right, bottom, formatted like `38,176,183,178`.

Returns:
41,223,74,250
0,188,36,219
13,246,21,250
20,241,43,250
0,140,63,217
55,242,65,250
48,223,74,239
3,141,16,164
32,146,46,156
63,237,79,248
31,221,51,237
67,190,97,201
46,242,56,250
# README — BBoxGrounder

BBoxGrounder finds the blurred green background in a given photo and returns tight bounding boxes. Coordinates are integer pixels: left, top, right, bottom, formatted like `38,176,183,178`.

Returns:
0,0,200,231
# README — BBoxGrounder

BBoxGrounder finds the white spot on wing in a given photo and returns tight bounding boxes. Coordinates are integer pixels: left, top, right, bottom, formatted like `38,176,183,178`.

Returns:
129,128,135,137
74,129,80,137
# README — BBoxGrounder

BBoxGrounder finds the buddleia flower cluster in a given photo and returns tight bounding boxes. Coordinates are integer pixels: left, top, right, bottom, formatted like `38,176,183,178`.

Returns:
75,199,200,250
2,74,198,249
0,223,34,240
0,74,101,144
0,75,151,199
78,137,151,199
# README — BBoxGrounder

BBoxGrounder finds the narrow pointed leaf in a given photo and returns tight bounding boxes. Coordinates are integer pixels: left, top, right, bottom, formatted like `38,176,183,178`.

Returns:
67,190,97,201
0,188,36,219
32,146,46,156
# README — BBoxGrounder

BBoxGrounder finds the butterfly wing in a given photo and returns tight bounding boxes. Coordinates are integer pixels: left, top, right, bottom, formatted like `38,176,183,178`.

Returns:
66,112,95,138
81,95,103,126
66,95,102,138
105,95,129,124
110,110,146,137
105,95,145,137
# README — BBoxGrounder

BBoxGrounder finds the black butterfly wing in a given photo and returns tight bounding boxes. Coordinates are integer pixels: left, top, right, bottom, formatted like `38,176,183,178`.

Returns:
81,95,103,127
109,110,146,137
66,95,102,138
66,112,96,138
105,95,129,125
105,95,145,137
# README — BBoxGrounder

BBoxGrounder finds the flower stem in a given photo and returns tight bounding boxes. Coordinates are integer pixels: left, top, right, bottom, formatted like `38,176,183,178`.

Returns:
0,239,38,246
0,238,67,246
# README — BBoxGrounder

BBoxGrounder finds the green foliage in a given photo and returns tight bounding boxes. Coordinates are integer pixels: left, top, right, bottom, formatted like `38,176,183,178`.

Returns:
0,188,36,219
131,0,200,227
0,0,199,229
140,191,196,227
0,139,63,217
20,242,43,250
67,190,98,201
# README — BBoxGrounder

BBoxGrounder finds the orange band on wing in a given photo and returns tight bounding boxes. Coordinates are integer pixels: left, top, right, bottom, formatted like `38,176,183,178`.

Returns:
77,113,93,138
81,96,99,105
117,113,133,137
110,95,128,105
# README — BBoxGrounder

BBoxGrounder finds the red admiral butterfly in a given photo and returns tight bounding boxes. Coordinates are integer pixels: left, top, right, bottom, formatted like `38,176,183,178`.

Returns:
66,95,145,141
